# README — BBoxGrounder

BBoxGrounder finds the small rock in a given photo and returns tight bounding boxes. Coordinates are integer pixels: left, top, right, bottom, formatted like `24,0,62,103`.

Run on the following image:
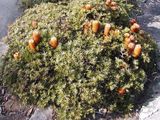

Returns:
148,21,160,29
26,107,34,117
0,114,6,120
139,96,160,120
99,108,107,115
145,110,160,120
4,100,14,111
10,95,18,100
29,107,53,120
4,99,22,112
0,107,2,114
1,89,5,95
142,107,148,113
3,94,12,102
6,113,28,120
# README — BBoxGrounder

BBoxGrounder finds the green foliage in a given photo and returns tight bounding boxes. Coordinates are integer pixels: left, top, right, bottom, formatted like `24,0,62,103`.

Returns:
21,0,71,8
0,57,4,83
2,0,157,119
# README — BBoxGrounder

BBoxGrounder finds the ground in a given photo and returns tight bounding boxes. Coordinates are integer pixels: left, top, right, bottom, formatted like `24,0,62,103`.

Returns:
0,0,22,57
138,0,160,120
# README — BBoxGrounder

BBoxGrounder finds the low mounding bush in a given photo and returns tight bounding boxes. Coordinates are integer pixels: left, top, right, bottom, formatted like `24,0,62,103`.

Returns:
21,0,70,8
2,0,157,119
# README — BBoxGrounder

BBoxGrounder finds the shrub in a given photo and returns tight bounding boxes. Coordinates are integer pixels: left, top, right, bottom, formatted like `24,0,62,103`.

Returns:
2,0,157,119
21,0,70,8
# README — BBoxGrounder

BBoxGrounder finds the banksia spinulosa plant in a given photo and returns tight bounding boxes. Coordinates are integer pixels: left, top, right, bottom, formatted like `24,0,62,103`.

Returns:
2,0,157,119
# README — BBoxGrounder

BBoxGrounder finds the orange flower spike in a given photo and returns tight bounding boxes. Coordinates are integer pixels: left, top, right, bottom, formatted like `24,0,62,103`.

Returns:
13,52,21,60
124,33,130,38
49,36,59,49
110,1,117,6
83,4,93,10
83,21,91,34
132,44,142,58
124,37,131,49
28,39,36,52
32,30,41,45
131,23,140,33
127,42,135,54
92,20,100,33
118,88,126,95
129,35,135,42
106,0,112,6
111,6,118,10
32,20,38,29
110,1,118,10
130,18,137,25
104,23,111,36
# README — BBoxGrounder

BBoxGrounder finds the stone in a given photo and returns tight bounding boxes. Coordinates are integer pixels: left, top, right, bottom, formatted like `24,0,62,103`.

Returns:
138,0,160,119
3,113,28,120
29,107,53,120
3,94,12,102
0,107,2,114
0,0,22,39
145,110,160,120
1,89,5,95
0,1,23,118
139,96,160,120
4,98,22,112
0,114,6,120
26,107,34,117
0,0,22,57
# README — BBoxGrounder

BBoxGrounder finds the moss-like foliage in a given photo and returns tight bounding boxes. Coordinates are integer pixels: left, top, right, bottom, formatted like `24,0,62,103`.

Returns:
2,0,157,119
21,0,71,8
